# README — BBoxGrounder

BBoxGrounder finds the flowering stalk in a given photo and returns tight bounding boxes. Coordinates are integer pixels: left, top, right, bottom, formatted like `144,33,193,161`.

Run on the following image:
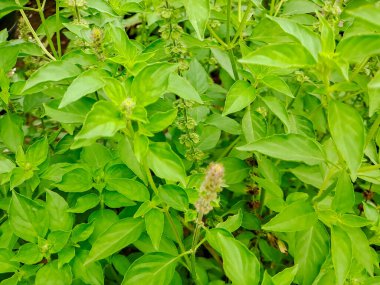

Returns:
191,163,225,283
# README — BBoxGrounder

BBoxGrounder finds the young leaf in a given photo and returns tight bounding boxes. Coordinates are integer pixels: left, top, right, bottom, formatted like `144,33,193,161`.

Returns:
332,171,355,213
262,200,317,232
86,218,144,264
145,208,164,250
331,226,352,285
183,0,210,40
223,80,256,115
328,101,365,180
167,73,203,103
46,190,74,232
147,142,186,184
122,252,178,285
238,134,325,165
336,34,380,63
158,184,189,212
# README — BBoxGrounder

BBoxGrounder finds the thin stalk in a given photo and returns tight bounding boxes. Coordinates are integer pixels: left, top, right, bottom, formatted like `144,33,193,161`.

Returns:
16,4,56,61
191,213,203,285
238,0,242,22
56,0,62,58
365,114,380,147
36,0,58,58
217,136,240,161
226,0,232,45
269,0,276,15
228,48,239,80
207,24,229,49
232,2,254,45
359,164,380,172
274,0,285,17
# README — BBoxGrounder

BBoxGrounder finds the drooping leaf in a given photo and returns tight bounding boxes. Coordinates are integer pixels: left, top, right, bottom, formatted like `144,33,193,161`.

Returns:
183,0,210,40
223,80,256,116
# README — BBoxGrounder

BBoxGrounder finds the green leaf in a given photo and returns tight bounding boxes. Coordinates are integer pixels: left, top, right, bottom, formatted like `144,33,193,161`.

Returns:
55,167,93,192
145,208,164,250
72,101,125,149
26,137,49,167
46,190,74,231
238,134,325,165
368,71,380,116
44,98,93,124
73,250,103,285
9,192,48,243
0,249,19,274
294,222,330,285
331,226,352,285
86,218,144,264
261,96,292,132
216,209,243,232
81,143,113,170
167,73,203,103
158,184,189,212
268,16,321,60
59,69,106,108
67,193,100,213
106,178,150,202
132,63,177,106
347,4,380,28
240,43,316,68
147,142,186,184
261,76,294,98
122,252,178,285
328,101,365,180
145,107,178,133
35,261,72,285
223,80,256,116
272,265,298,285
183,0,210,40
210,230,261,285
14,243,43,265
332,171,355,213
205,113,242,135
220,157,250,185
262,201,317,232
336,34,380,63
0,46,19,71
71,223,94,244
22,60,81,93
0,114,24,153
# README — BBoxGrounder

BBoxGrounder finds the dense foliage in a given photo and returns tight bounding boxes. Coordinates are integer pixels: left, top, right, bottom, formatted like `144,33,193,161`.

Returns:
0,0,380,284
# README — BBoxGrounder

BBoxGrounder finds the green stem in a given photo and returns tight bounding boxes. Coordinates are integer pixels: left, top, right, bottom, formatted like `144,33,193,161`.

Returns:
56,0,62,58
270,0,276,15
274,0,285,17
231,2,254,45
207,24,229,49
16,3,56,61
228,48,239,80
191,213,203,285
359,164,380,172
226,0,232,45
143,161,159,195
36,0,58,58
365,114,380,147
217,136,240,161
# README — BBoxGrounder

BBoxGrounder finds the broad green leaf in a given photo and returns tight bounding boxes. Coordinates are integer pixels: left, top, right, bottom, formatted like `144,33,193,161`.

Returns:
368,71,380,116
347,4,380,29
71,223,94,244
220,157,250,184
242,109,267,143
211,231,261,285
183,0,210,40
261,96,292,132
0,114,24,153
72,250,104,285
223,80,256,116
272,265,299,285
238,134,325,165
46,190,74,231
132,63,177,106
72,101,125,149
59,69,106,108
332,171,354,213
167,73,203,103
262,201,317,232
158,184,189,212
122,252,178,285
294,222,330,285
145,208,164,250
81,143,113,170
328,101,365,179
67,193,100,213
343,226,376,276
0,155,15,174
336,34,380,63
240,43,316,68
9,192,48,243
44,98,93,124
86,218,144,264
261,76,294,98
0,46,18,71
106,178,150,202
216,210,243,232
145,107,177,133
186,59,209,94
147,142,186,184
22,60,81,93
14,243,43,265
35,261,72,285
268,16,321,60
331,226,352,285
26,137,49,167
55,168,93,192
205,113,242,134
0,249,19,273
